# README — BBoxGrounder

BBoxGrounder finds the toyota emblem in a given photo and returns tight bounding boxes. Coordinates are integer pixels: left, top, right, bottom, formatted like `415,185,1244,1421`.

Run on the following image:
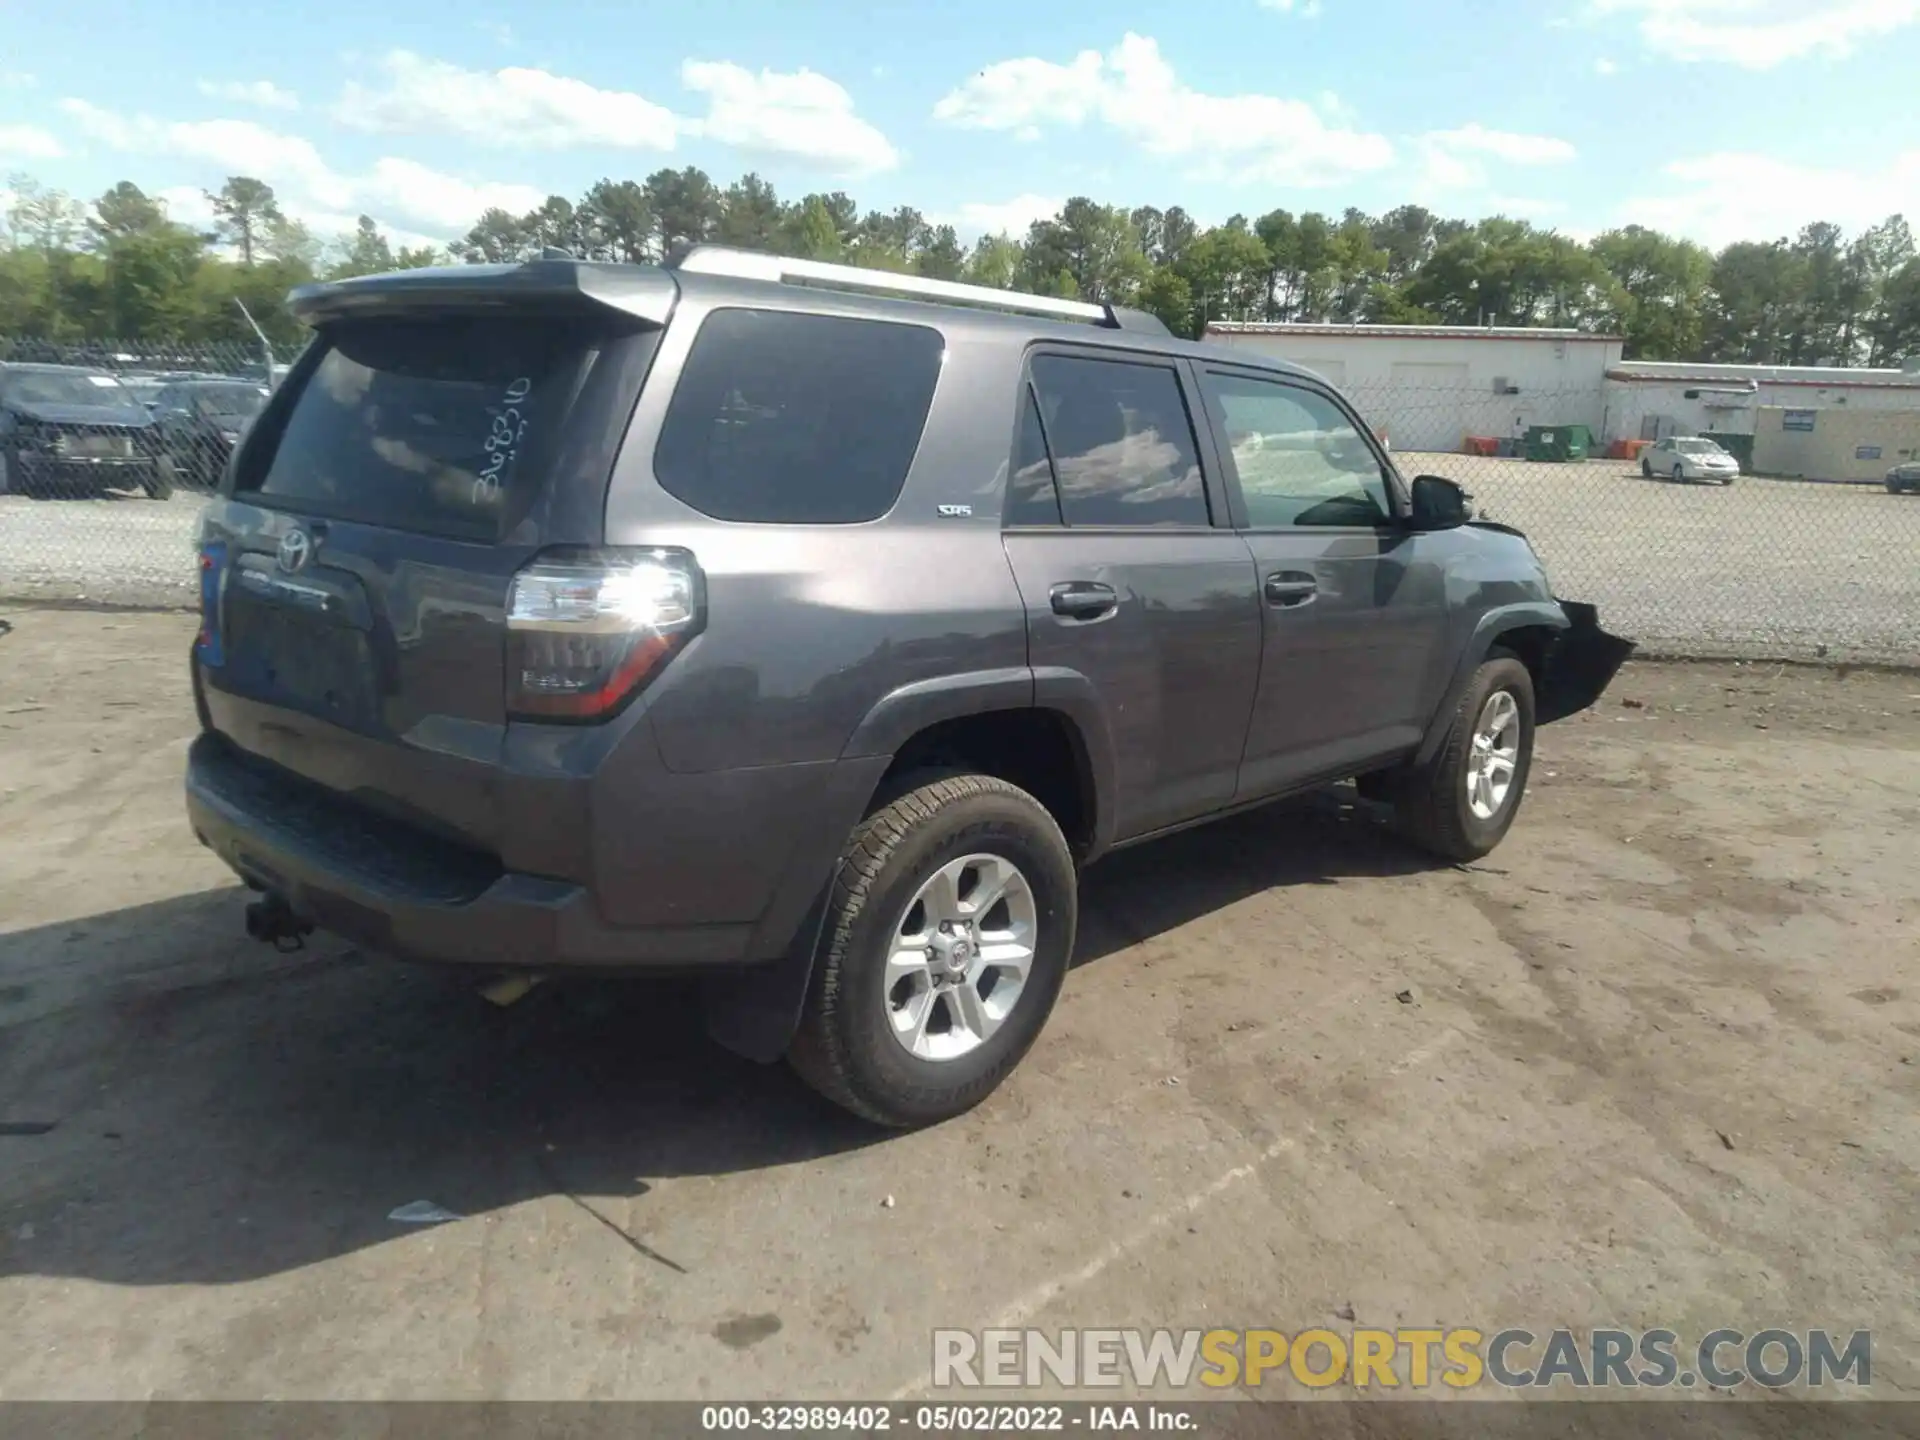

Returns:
276,528,314,574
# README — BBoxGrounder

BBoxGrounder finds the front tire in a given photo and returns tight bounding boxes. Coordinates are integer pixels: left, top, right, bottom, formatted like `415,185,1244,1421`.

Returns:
1641,458,1653,478
1674,465,1687,484
1392,653,1536,863
142,460,175,501
788,773,1077,1128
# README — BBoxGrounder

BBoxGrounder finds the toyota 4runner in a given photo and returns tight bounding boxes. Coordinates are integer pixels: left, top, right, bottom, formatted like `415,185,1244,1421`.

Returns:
184,248,1632,1127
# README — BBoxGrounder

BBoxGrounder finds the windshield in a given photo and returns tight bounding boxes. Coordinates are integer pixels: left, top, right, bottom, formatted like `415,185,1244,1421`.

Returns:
1674,439,1724,455
2,370,132,407
190,383,270,416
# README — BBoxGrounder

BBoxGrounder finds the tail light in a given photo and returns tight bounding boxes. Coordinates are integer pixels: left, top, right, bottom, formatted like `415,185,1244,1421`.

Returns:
505,548,704,722
195,542,226,666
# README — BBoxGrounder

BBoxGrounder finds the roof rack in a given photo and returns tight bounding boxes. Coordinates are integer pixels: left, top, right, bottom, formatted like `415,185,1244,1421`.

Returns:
675,246,1169,336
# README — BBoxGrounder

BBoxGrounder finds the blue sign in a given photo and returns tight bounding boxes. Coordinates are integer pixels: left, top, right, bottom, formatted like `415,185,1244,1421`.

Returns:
1856,446,1883,461
1783,410,1817,432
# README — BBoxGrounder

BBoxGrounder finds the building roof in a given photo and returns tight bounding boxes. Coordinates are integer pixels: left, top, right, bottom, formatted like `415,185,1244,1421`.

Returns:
1609,360,1920,389
1205,321,1622,343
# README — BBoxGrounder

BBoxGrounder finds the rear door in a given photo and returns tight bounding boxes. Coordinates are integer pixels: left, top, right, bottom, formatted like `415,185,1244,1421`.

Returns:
197,307,662,854
1192,365,1449,800
1000,349,1261,842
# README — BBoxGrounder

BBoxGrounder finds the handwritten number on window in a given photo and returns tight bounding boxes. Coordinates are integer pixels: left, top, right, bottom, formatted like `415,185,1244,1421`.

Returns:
472,376,533,507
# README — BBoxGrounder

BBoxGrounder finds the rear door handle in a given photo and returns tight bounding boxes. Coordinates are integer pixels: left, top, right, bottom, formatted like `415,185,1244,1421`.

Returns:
1264,573,1318,607
1049,581,1118,620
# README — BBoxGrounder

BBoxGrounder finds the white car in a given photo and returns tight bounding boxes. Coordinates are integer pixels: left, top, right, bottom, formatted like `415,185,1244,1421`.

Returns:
1642,436,1740,485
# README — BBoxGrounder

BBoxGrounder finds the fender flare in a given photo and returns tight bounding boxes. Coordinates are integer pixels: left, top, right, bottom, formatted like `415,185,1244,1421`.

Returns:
705,666,1120,1063
1413,601,1569,768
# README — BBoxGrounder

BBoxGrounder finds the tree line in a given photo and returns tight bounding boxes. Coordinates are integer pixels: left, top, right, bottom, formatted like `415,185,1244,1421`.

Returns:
5,166,1918,367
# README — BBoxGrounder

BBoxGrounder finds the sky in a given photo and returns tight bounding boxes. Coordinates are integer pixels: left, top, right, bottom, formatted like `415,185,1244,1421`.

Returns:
2,0,1918,255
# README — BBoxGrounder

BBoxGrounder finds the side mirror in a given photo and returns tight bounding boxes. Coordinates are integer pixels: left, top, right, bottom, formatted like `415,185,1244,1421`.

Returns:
1409,475,1472,530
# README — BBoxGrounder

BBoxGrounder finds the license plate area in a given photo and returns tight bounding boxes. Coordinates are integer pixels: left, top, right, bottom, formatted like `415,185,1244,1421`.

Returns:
223,594,380,731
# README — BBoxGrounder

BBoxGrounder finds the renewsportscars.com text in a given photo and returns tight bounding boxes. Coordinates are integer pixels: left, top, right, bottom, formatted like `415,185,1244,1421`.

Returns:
931,1327,1872,1391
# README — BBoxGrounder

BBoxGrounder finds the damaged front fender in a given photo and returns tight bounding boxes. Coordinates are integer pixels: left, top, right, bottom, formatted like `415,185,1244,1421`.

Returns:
1537,600,1636,725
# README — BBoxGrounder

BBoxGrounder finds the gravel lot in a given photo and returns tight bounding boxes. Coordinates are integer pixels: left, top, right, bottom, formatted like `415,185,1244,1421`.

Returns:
2,608,1917,1402
2,459,1915,660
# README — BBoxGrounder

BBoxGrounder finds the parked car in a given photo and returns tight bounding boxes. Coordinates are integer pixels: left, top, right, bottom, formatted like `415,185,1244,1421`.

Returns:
0,364,167,499
184,251,1632,1127
1641,435,1740,484
1886,461,1920,494
150,378,271,488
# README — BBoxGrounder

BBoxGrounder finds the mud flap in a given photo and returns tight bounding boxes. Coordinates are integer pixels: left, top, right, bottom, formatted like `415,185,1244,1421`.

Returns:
1537,600,1635,725
701,892,827,1064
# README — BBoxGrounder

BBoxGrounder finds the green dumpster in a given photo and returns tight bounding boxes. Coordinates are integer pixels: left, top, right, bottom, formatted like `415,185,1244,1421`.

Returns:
1525,424,1592,462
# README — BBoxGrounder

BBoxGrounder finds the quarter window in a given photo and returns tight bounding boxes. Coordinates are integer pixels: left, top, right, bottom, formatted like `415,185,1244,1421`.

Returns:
1203,372,1393,528
654,308,944,524
1026,354,1209,528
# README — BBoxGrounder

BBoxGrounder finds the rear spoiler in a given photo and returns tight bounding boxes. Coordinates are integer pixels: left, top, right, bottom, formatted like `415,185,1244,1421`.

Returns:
287,260,679,327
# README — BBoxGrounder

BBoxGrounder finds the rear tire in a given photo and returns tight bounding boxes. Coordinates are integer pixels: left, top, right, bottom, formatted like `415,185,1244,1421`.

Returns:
788,772,1077,1128
1392,653,1536,863
0,451,10,496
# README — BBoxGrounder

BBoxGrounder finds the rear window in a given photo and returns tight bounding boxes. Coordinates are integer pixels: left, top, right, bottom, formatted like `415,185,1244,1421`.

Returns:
241,315,600,541
3,370,130,406
192,383,269,416
653,308,943,524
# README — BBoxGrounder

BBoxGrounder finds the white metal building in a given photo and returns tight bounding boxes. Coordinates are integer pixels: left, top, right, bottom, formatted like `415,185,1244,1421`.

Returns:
1602,360,1920,444
1202,322,1626,453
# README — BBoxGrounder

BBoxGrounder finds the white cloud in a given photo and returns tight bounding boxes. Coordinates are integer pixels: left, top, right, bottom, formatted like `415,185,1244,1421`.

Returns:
1589,0,1920,70
1625,150,1920,248
59,99,542,240
1259,0,1325,13
197,79,299,111
331,49,897,174
1413,123,1576,197
0,123,64,160
1594,57,1619,74
681,61,899,175
477,20,515,47
0,72,34,90
933,33,1393,185
949,193,1065,238
359,157,544,231
1426,124,1577,166
336,51,678,150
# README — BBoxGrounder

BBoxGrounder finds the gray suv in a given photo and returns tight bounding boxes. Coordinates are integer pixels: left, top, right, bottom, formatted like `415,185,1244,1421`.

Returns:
183,249,1631,1127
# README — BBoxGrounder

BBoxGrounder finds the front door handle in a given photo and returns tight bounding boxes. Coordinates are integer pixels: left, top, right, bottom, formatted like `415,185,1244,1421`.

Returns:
1264,573,1318,607
1050,581,1118,620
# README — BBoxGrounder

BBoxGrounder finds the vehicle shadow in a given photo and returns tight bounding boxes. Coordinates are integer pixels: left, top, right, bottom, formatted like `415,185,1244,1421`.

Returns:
1073,786,1443,969
0,789,1440,1288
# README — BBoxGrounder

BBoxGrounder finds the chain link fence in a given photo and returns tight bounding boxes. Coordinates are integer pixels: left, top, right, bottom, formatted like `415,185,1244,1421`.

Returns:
1,342,1916,662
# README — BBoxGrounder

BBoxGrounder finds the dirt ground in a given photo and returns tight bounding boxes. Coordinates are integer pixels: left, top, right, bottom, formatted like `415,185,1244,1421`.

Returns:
1,607,1916,1403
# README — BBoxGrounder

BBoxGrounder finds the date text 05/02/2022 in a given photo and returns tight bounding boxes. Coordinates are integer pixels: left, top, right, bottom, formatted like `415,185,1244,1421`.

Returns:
699,1403,1196,1431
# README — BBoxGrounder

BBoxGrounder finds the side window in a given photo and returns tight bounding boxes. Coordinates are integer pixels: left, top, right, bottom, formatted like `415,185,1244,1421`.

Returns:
1002,385,1062,526
1203,371,1393,528
654,308,945,524
1028,353,1209,528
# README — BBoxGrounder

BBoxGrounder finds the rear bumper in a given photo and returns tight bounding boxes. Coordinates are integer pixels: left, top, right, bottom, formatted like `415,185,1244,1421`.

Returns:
185,732,760,970
19,455,157,485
